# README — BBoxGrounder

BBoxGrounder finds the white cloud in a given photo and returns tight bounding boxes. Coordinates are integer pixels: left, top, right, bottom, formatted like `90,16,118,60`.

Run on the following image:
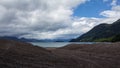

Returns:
111,0,117,6
0,0,90,39
100,9,120,18
100,0,120,23
100,0,120,24
0,0,120,40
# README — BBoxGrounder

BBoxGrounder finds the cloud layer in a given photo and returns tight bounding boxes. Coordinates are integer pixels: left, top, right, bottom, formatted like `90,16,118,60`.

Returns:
0,0,120,39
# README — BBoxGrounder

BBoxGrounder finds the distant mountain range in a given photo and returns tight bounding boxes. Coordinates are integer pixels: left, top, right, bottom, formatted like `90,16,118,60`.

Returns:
70,19,120,42
1,19,120,42
0,36,44,42
0,36,70,42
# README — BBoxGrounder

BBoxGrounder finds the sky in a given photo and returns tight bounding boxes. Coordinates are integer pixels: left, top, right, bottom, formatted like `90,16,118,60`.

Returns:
0,0,120,40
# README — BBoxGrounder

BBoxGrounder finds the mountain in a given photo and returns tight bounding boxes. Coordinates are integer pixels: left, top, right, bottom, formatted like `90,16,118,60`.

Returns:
0,36,44,42
0,36,70,42
70,19,120,42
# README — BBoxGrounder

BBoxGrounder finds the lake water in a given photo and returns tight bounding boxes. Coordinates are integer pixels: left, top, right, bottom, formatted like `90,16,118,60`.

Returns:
30,42,95,47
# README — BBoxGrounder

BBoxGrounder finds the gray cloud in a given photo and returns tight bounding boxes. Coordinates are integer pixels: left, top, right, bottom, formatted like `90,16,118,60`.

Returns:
0,0,120,40
0,0,89,39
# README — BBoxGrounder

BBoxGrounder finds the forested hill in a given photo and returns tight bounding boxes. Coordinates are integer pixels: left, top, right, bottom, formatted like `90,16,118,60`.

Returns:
70,19,120,42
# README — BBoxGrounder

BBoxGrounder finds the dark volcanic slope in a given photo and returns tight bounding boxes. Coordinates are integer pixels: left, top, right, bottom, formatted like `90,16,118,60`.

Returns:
0,40,120,68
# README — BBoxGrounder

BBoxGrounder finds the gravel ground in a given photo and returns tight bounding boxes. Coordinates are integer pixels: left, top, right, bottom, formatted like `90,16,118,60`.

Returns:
0,39,120,68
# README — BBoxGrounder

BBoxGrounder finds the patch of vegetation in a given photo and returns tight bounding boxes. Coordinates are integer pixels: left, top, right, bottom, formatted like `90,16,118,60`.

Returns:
111,34,120,42
94,37,113,42
94,34,120,42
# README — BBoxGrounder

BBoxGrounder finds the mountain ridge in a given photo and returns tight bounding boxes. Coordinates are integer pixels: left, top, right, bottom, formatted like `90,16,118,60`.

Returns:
0,36,70,42
70,19,120,42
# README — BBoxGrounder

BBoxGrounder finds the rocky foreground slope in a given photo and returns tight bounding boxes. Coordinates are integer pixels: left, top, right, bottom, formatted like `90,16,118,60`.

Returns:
0,40,120,68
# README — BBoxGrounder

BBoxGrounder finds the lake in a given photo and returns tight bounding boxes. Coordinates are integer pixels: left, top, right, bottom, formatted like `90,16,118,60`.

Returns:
30,42,95,47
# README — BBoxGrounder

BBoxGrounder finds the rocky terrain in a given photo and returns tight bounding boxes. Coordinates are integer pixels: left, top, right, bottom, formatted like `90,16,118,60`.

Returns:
0,39,120,68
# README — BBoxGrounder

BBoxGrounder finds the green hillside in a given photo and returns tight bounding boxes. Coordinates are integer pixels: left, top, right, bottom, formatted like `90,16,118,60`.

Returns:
70,19,120,42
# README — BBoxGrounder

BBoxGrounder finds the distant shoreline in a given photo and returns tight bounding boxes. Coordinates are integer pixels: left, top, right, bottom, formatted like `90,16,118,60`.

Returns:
30,41,113,48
